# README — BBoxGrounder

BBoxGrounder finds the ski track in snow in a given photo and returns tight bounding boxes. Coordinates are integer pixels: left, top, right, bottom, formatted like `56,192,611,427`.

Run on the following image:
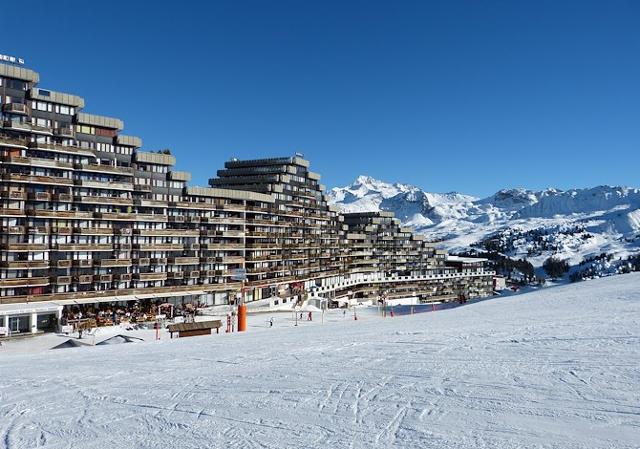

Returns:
1,274,640,448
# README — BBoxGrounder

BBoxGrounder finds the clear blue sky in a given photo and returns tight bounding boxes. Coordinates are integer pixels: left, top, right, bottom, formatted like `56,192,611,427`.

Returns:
4,0,639,197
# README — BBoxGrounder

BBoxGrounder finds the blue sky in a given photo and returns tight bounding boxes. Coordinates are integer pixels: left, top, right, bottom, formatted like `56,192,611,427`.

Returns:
4,0,639,197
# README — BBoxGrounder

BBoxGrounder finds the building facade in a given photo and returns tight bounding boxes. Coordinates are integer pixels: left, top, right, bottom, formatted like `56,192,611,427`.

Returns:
0,60,493,334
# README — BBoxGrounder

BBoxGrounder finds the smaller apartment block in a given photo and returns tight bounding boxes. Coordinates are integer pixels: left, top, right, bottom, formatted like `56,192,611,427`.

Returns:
0,60,493,334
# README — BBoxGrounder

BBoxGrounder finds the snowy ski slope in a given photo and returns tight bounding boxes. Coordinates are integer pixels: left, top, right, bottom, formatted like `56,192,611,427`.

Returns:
1,274,639,448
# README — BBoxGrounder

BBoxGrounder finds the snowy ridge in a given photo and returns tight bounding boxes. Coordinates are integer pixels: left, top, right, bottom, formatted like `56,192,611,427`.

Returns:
329,177,640,268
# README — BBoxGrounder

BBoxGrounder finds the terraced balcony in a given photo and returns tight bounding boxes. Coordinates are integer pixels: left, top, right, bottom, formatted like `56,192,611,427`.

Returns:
0,226,25,234
133,229,199,237
54,127,75,138
75,196,133,206
95,259,132,268
0,260,49,269
2,156,73,170
51,275,72,285
0,190,27,200
74,163,134,176
167,257,199,265
0,208,26,217
133,272,167,281
75,274,94,284
3,173,73,186
0,276,49,288
28,141,95,157
56,260,72,268
133,243,184,251
55,243,112,251
2,103,29,115
74,179,133,191
0,134,29,149
73,227,114,235
27,209,93,219
1,242,48,251
94,274,113,283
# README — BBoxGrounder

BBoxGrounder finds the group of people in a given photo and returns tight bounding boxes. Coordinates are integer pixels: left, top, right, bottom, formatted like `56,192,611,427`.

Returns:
60,300,203,329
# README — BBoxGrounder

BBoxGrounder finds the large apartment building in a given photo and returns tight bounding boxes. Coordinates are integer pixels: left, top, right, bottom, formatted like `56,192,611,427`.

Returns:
0,59,493,334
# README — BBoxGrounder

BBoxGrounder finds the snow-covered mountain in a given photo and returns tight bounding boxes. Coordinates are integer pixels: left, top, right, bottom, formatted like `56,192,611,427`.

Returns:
328,176,640,271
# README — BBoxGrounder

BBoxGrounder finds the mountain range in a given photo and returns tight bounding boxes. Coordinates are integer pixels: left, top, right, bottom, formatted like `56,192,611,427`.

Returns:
328,176,640,273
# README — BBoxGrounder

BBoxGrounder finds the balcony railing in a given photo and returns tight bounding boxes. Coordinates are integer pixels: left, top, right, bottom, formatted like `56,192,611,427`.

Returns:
0,208,26,217
73,227,114,235
3,173,73,185
94,274,113,283
0,225,25,234
74,179,133,191
134,272,167,281
0,276,49,288
0,134,29,149
75,196,133,206
51,275,72,285
95,259,132,267
56,260,72,268
0,260,49,269
51,227,73,235
28,141,94,156
54,127,75,138
74,163,134,175
133,229,199,237
2,156,73,170
28,192,51,201
1,243,48,251
2,103,29,115
56,243,112,251
53,193,73,202
0,190,27,200
168,257,199,265
133,243,184,251
75,275,94,284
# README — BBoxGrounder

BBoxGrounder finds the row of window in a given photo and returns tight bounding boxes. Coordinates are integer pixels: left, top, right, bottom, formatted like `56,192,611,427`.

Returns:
0,78,28,91
136,164,169,174
75,141,133,155
135,178,182,189
32,101,75,115
75,125,117,137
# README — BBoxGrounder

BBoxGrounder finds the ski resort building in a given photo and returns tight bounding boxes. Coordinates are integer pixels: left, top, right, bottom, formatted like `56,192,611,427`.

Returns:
0,59,493,335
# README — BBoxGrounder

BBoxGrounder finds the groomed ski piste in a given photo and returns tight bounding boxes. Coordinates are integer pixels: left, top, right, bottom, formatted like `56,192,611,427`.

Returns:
1,274,639,448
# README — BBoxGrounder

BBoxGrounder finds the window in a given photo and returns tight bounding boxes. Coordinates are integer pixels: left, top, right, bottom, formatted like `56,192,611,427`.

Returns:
32,101,52,112
75,125,95,135
95,127,116,138
96,143,113,153
115,146,133,155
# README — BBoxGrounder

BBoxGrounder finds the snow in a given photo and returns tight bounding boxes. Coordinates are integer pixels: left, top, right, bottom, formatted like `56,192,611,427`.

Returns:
1,274,640,448
329,176,640,270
